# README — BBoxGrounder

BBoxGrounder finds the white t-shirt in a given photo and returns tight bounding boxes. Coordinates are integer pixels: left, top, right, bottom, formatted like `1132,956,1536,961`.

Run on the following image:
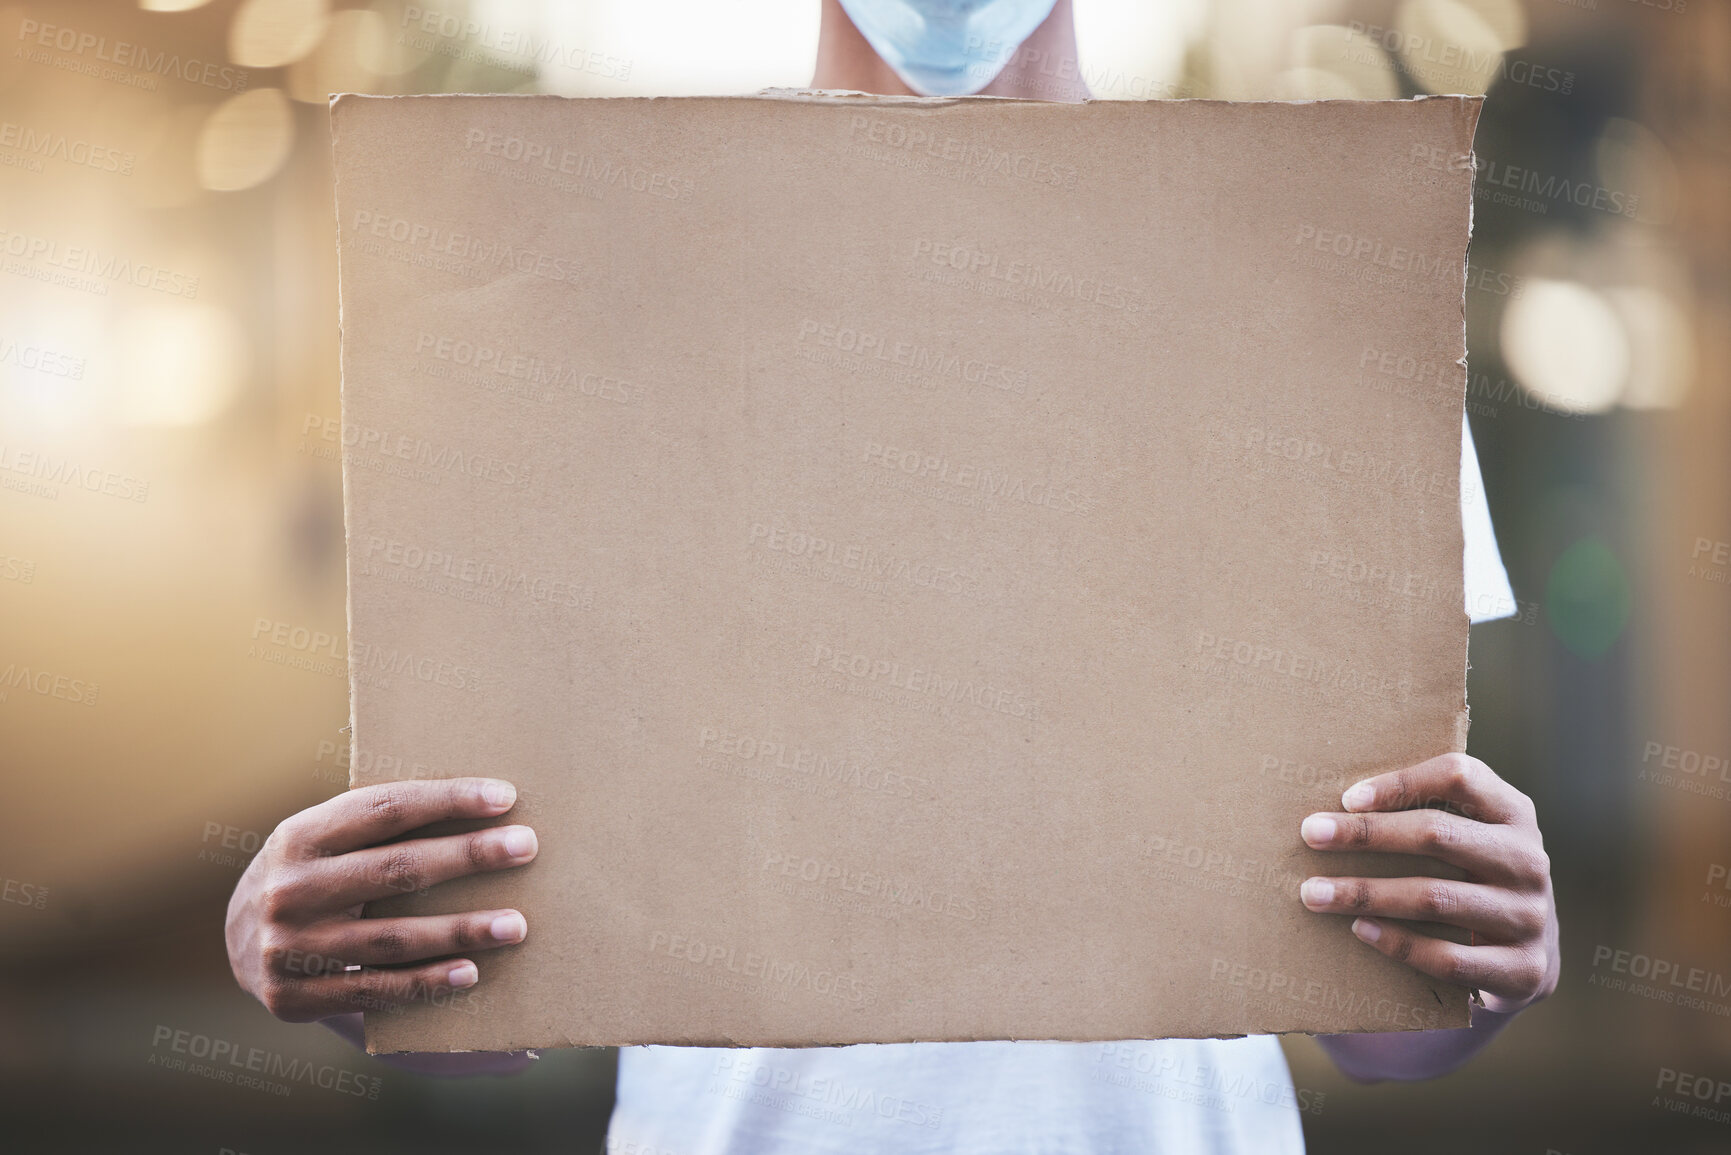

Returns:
610,1036,1309,1155
606,414,1515,1155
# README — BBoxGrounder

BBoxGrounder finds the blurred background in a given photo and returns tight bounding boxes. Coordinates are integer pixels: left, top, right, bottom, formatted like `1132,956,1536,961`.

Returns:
0,0,1726,1151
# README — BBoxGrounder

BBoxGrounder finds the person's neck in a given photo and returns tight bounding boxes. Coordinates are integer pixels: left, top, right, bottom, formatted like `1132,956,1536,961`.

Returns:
810,0,1089,102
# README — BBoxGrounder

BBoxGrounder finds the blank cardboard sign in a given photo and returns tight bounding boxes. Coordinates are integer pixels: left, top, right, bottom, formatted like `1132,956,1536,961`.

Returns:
332,92,1481,1053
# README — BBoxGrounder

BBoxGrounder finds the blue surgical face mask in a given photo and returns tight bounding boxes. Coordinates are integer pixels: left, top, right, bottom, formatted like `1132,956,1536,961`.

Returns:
836,0,1061,97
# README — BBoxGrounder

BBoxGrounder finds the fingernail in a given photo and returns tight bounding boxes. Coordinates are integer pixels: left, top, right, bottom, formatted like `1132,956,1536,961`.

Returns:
490,912,527,943
500,826,537,860
1301,815,1337,846
1342,781,1375,811
483,780,516,809
448,961,479,988
1351,918,1381,943
1300,878,1334,907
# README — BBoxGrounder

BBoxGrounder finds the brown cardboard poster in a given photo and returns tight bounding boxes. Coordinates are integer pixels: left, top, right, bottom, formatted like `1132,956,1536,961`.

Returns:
331,91,1481,1053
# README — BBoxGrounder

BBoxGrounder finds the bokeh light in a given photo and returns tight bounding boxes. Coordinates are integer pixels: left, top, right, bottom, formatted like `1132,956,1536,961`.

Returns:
354,3,431,76
196,87,295,192
1394,0,1515,95
1595,117,1680,227
547,0,819,95
109,302,251,426
1275,25,1401,101
1544,535,1631,659
287,9,385,105
1501,277,1630,414
1073,0,1206,99
1609,285,1695,409
229,0,332,70
134,103,214,209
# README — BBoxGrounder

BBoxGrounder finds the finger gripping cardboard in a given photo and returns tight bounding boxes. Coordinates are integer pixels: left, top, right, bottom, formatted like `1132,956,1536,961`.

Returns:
331,91,1481,1053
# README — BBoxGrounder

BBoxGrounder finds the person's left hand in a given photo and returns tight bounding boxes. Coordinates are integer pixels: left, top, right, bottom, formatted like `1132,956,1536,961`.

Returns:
1298,752,1560,1014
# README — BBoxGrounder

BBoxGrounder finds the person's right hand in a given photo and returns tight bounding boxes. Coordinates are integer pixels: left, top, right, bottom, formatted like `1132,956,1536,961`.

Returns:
225,778,537,1023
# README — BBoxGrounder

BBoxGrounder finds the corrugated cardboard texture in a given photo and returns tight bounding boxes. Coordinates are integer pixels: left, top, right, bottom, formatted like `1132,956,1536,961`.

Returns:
332,92,1481,1053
